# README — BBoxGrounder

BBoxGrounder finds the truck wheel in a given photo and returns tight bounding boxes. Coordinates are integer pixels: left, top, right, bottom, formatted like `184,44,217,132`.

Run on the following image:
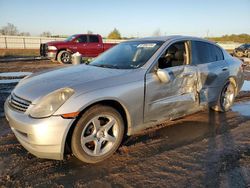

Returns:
211,80,236,112
57,50,71,64
71,105,124,163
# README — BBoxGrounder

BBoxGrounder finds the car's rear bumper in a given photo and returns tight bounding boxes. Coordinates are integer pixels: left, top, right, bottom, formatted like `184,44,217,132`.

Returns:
4,99,73,160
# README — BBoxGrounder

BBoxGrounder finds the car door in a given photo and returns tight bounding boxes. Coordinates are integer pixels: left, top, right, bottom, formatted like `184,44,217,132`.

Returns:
191,40,229,104
144,41,199,123
74,35,88,56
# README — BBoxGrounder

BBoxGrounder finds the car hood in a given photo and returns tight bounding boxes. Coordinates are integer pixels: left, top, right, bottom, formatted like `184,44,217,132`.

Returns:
13,65,141,103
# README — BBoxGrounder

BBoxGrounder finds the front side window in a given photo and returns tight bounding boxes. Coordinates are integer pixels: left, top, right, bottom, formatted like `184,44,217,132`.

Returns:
158,41,187,69
64,35,77,42
76,35,87,43
191,41,224,65
90,41,163,69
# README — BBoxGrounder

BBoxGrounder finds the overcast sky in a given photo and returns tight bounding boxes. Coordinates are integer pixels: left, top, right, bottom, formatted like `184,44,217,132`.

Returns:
0,0,249,37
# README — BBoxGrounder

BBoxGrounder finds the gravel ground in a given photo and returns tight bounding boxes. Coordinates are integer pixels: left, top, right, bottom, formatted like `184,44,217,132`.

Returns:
0,60,250,187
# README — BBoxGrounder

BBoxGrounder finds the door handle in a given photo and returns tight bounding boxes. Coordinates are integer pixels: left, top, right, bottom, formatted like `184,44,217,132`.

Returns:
182,73,194,78
222,67,228,71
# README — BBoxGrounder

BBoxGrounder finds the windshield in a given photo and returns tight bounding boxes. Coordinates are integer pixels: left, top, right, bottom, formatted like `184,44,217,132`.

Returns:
90,41,164,69
65,35,77,42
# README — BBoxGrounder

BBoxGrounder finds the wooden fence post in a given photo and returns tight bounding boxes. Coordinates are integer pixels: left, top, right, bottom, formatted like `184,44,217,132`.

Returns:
4,37,7,49
23,38,26,49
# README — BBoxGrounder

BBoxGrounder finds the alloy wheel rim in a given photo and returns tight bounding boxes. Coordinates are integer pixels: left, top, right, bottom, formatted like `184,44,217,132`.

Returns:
236,51,243,57
221,82,235,110
61,52,70,63
80,115,119,156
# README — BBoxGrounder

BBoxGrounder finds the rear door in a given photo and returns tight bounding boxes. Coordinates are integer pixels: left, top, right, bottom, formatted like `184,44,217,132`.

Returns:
85,35,103,57
191,41,229,104
144,41,199,123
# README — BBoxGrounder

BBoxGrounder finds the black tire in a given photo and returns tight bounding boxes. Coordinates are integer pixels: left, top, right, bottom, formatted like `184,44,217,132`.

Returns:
71,105,124,163
211,80,236,112
57,50,71,64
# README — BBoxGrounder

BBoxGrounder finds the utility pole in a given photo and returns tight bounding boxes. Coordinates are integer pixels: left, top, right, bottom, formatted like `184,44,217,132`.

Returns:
206,29,209,38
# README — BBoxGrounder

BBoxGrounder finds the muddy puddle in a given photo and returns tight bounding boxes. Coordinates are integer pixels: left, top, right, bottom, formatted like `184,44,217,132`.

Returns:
0,72,32,78
241,80,250,91
232,101,250,116
232,80,250,116
0,72,31,84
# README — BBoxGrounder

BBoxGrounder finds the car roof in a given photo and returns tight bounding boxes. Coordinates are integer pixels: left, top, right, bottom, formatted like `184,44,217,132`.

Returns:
128,35,214,43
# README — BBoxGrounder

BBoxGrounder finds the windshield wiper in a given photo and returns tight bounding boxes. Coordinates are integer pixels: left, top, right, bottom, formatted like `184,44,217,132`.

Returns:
92,64,120,69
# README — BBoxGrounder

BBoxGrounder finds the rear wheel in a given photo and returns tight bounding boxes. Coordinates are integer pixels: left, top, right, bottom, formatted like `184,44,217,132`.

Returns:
71,105,124,163
57,50,71,64
212,80,236,112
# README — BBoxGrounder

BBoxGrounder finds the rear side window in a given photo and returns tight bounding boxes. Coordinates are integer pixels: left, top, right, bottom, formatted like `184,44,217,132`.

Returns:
191,41,224,65
213,45,224,61
89,35,99,43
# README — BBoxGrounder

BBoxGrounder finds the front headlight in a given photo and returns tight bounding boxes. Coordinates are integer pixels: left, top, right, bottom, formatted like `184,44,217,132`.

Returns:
48,46,57,50
29,88,74,118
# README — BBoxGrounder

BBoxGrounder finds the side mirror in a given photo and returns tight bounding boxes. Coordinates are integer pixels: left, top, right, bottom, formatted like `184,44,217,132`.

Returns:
156,69,170,83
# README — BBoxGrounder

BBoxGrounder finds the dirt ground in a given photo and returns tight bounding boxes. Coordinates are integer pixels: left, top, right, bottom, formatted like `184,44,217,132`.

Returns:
0,60,250,187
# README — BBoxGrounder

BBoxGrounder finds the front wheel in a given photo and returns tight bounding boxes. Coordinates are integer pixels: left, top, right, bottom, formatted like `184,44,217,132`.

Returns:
71,105,124,163
57,50,71,64
212,80,236,112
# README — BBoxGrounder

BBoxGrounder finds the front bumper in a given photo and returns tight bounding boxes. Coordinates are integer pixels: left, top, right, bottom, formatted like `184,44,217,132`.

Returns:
47,51,57,59
4,100,74,160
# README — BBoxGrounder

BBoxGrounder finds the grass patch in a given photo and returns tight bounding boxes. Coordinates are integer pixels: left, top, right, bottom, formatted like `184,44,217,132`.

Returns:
0,49,40,58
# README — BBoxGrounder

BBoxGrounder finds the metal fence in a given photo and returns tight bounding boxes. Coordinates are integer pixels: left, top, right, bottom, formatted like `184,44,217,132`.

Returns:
0,35,241,50
0,35,125,49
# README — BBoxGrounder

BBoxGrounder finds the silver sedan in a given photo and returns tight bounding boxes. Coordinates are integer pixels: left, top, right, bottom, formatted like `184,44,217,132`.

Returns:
4,36,244,163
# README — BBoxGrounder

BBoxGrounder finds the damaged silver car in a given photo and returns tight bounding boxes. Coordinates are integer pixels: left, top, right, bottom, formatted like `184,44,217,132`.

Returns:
4,36,244,163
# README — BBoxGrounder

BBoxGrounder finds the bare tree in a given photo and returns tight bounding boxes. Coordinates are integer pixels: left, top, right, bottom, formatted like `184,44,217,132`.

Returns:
87,30,93,34
40,31,52,37
0,23,19,35
19,32,30,36
152,29,162,37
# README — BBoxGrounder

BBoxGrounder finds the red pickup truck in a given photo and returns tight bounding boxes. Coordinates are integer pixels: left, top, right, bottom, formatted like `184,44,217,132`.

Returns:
40,34,116,64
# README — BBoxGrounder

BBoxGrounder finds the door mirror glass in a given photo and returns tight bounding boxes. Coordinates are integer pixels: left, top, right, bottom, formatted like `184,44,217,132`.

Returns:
156,69,170,83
